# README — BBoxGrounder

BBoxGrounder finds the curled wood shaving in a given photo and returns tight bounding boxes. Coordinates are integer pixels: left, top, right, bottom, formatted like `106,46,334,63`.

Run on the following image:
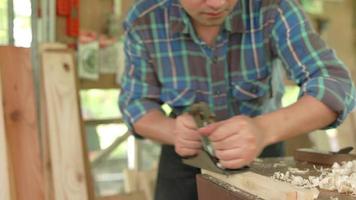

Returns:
272,160,356,195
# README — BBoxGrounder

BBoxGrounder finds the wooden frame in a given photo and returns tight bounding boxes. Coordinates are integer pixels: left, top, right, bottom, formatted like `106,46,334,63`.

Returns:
0,69,11,200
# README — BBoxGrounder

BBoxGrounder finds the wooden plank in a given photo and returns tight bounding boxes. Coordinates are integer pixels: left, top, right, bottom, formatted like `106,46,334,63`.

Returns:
39,63,56,200
84,118,124,126
197,174,261,200
294,148,356,166
41,50,90,200
202,170,319,200
97,192,146,200
0,68,11,200
79,74,119,89
0,46,45,200
91,132,130,166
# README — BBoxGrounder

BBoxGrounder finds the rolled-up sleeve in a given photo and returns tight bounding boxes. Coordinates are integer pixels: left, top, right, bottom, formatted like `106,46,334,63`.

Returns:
271,0,356,128
119,26,162,130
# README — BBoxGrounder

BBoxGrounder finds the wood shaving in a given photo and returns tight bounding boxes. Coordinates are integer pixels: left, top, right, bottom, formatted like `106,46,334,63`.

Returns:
273,162,287,168
288,167,310,174
273,160,356,195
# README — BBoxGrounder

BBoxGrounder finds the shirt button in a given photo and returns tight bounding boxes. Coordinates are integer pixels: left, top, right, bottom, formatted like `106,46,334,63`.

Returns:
214,90,221,95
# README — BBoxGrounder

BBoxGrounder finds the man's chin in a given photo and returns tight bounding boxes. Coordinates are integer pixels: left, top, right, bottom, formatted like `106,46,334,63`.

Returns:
195,18,224,26
202,21,225,27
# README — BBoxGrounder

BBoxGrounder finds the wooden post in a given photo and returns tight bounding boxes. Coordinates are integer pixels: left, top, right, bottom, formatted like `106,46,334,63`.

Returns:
0,67,11,200
0,46,45,200
41,50,92,200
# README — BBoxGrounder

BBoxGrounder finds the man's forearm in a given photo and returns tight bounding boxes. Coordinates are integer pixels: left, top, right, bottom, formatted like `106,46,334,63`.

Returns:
255,95,338,146
133,109,176,145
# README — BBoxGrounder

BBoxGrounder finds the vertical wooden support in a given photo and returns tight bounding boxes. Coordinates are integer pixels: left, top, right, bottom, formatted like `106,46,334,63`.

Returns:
0,67,11,200
41,50,91,200
0,46,45,200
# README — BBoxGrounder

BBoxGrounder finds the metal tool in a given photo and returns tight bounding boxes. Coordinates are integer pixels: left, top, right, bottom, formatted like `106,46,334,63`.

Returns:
294,146,356,166
186,102,216,157
182,102,248,175
331,146,354,155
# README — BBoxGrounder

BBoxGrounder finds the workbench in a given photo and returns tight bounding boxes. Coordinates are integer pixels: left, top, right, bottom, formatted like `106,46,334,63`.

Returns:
196,158,356,200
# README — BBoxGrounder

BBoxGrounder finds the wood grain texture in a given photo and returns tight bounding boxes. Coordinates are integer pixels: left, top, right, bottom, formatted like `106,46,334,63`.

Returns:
41,51,89,200
40,72,55,200
39,43,70,200
97,192,146,200
0,68,11,200
197,174,261,200
202,170,319,200
0,46,45,200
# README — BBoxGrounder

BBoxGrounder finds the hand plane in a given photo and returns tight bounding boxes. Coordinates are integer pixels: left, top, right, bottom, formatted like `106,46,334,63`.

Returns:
181,102,248,175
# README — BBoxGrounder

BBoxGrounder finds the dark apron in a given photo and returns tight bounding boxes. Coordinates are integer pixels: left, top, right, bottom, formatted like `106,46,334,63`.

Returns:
154,142,284,200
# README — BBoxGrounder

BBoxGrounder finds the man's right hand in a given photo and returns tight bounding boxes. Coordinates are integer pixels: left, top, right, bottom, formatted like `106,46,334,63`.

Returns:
174,113,202,157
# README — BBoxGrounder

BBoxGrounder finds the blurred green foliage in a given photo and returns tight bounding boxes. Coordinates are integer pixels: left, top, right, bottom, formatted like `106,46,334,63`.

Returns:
301,0,323,14
80,89,121,119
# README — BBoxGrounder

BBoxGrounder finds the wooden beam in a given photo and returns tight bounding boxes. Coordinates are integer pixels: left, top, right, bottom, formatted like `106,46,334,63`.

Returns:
84,118,124,126
0,46,45,200
0,67,12,200
39,43,69,200
79,74,119,89
96,192,146,200
41,50,91,200
202,170,319,200
91,132,130,166
197,174,259,200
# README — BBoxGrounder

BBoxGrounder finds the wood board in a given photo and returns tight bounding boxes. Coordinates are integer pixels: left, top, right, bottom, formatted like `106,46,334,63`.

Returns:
97,192,146,200
202,170,319,200
0,64,11,200
41,50,89,200
39,43,71,200
199,158,356,200
0,46,45,200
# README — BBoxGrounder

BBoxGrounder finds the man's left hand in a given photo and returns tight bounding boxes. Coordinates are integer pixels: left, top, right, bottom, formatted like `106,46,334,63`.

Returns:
198,115,268,169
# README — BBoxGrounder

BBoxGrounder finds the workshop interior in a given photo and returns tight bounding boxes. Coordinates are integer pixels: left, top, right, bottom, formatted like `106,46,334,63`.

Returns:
1,0,356,199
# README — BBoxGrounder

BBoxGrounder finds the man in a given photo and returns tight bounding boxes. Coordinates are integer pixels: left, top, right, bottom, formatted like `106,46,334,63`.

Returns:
119,0,356,199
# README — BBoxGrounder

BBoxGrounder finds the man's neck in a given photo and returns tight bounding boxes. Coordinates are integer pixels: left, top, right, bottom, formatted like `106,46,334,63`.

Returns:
193,22,221,47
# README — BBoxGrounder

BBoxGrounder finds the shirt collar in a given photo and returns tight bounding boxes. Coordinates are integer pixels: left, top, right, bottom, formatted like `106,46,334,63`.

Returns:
224,1,245,33
169,1,190,35
169,0,245,36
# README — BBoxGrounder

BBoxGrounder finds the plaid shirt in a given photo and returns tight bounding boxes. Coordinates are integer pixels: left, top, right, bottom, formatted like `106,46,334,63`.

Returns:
119,0,356,130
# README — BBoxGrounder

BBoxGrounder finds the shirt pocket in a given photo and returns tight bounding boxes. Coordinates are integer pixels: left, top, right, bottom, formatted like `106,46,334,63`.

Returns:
230,76,272,115
160,87,196,107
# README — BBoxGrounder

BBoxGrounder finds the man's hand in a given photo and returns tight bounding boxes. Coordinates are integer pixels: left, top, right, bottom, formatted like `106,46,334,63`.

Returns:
174,113,202,157
198,115,268,169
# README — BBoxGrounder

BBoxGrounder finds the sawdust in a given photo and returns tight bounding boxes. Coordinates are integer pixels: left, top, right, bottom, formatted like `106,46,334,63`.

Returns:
272,160,356,196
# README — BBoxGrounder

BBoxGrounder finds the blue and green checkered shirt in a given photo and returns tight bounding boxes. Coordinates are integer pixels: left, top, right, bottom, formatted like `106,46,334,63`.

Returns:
119,0,356,130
